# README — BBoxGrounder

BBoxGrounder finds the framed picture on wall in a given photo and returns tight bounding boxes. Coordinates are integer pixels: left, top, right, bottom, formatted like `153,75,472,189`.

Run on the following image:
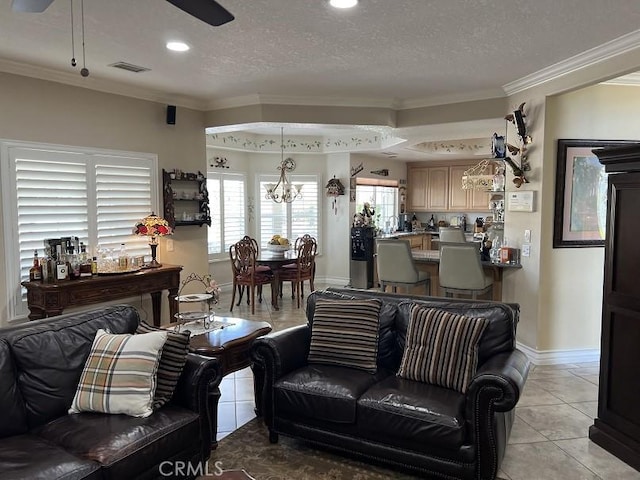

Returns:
553,139,635,248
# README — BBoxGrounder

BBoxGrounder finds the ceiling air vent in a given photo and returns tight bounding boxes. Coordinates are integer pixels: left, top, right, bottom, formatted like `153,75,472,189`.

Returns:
108,62,150,73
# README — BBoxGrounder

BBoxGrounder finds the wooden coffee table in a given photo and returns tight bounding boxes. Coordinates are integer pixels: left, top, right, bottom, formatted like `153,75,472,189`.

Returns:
186,315,272,448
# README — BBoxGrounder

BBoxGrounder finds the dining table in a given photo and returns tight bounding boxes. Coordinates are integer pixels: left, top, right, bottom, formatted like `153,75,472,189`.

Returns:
256,249,297,310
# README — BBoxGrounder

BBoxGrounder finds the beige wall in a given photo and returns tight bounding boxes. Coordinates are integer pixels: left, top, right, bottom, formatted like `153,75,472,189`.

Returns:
537,84,640,351
0,72,208,326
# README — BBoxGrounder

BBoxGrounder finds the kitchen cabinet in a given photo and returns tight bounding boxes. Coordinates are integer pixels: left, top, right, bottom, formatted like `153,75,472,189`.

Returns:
408,235,424,250
589,144,640,470
407,162,490,212
407,166,448,211
162,169,211,229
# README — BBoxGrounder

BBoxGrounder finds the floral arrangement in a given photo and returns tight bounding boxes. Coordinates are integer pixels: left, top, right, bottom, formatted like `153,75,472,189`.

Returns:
132,213,173,237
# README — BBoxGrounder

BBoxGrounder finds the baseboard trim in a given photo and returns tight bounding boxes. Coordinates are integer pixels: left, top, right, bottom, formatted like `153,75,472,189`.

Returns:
516,342,600,365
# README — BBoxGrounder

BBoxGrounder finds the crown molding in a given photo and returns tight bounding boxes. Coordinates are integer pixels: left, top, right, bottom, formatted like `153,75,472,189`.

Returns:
503,29,640,95
602,71,640,86
0,58,204,110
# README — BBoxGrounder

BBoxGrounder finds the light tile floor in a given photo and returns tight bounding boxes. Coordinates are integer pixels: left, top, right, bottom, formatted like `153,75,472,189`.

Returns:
212,283,640,479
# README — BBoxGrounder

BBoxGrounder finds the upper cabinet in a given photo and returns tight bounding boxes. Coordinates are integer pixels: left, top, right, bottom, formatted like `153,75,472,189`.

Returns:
407,161,490,212
407,166,449,211
162,169,211,229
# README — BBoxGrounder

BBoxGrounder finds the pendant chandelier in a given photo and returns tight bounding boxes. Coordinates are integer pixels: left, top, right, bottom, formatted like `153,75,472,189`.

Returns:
264,127,302,204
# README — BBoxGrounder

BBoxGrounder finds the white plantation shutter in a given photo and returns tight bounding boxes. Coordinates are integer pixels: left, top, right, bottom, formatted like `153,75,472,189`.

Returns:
15,154,89,294
291,177,319,242
2,143,158,319
95,159,153,257
207,173,246,257
259,174,319,248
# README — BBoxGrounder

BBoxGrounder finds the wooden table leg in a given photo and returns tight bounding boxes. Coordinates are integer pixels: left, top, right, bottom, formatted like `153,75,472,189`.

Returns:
151,291,161,327
208,382,221,449
271,270,280,310
168,286,179,323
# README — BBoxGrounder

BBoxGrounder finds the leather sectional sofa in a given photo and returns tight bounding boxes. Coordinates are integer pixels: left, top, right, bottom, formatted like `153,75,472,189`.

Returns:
0,305,220,480
252,287,530,480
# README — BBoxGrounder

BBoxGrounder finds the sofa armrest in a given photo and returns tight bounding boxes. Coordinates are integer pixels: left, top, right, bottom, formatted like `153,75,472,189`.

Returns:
465,348,530,480
251,325,311,426
467,348,530,412
172,353,222,460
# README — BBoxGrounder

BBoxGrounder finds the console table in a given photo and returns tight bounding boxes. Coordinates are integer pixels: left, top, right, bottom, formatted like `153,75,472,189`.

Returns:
21,264,182,326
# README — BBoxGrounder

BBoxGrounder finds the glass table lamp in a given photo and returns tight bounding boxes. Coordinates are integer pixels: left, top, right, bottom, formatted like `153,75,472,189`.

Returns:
133,213,173,268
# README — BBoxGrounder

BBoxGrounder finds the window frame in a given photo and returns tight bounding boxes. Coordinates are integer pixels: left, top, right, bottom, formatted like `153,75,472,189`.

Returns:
1,140,159,321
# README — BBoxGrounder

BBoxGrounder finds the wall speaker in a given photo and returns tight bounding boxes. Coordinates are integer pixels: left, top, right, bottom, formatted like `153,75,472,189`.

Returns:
166,105,176,125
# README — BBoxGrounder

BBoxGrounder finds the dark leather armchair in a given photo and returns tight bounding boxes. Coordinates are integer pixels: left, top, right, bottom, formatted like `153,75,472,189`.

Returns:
0,305,221,480
252,288,530,480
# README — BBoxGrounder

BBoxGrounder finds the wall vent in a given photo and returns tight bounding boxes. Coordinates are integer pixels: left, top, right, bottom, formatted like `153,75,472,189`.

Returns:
108,62,150,73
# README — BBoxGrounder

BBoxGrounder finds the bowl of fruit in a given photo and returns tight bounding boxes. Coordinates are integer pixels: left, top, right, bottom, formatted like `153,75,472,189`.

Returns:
265,235,291,255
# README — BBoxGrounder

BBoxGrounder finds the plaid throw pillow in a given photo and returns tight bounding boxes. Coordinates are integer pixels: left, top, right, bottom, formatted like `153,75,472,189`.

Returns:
307,298,382,373
69,329,167,418
136,321,190,409
398,305,489,393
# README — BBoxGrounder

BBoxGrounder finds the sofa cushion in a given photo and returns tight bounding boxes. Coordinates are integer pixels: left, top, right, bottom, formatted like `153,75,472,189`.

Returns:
4,305,139,429
395,299,515,365
136,320,190,409
307,298,382,373
274,364,391,423
0,433,101,480
357,375,467,451
69,329,167,418
0,339,28,439
398,306,488,393
36,405,200,480
306,290,400,371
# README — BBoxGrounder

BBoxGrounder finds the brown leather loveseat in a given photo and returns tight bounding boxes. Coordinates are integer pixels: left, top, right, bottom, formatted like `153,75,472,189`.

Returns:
252,288,530,479
0,304,220,480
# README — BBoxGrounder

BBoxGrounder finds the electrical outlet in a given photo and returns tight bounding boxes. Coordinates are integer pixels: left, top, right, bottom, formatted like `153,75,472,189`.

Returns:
524,229,531,242
522,244,531,257
166,239,174,252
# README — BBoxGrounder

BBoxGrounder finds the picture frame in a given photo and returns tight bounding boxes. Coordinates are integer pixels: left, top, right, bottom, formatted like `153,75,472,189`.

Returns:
553,139,634,248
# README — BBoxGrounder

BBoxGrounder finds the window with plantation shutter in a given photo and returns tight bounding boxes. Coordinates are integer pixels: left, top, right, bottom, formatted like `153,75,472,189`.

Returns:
259,175,319,249
207,172,246,258
1,142,158,320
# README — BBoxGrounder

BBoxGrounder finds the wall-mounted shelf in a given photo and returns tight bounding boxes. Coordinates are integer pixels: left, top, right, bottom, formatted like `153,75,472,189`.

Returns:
163,169,211,228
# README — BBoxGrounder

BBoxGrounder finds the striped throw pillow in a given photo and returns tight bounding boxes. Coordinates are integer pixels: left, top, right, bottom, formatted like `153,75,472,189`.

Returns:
307,299,382,373
136,321,191,409
398,305,489,393
69,329,167,418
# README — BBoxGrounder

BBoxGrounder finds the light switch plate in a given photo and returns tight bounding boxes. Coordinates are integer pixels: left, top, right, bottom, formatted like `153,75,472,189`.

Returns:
166,239,174,252
522,244,531,257
524,229,531,242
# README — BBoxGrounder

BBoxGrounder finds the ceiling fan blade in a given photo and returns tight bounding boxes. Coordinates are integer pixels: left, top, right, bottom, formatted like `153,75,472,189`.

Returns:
11,0,55,13
166,0,234,27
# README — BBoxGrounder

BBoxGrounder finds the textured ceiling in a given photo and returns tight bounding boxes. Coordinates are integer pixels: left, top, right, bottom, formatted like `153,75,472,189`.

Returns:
2,0,640,108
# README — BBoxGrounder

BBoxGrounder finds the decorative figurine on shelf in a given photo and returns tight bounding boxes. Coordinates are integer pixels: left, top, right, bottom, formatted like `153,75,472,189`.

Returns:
361,202,375,227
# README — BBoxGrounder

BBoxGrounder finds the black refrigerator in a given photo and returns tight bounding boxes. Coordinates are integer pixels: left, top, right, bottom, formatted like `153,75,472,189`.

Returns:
349,227,375,289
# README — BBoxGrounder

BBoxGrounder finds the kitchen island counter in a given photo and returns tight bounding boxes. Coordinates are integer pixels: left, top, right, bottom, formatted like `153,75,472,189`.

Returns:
411,250,520,301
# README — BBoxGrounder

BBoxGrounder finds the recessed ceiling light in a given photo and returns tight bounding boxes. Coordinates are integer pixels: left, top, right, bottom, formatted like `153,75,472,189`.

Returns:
166,41,190,52
329,0,358,9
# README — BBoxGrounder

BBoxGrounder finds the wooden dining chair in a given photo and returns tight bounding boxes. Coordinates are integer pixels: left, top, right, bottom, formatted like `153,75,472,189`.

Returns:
279,238,317,308
229,238,273,314
281,234,317,299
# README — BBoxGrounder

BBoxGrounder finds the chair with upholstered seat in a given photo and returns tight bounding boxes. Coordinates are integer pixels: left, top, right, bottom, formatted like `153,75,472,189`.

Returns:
438,226,466,243
375,238,430,294
438,241,493,299
281,234,317,299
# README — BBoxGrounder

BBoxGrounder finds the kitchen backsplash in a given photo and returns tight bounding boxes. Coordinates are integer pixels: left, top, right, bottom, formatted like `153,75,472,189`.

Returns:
412,211,492,231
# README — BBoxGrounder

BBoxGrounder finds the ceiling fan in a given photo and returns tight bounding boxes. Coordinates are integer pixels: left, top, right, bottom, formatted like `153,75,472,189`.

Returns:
11,0,235,26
